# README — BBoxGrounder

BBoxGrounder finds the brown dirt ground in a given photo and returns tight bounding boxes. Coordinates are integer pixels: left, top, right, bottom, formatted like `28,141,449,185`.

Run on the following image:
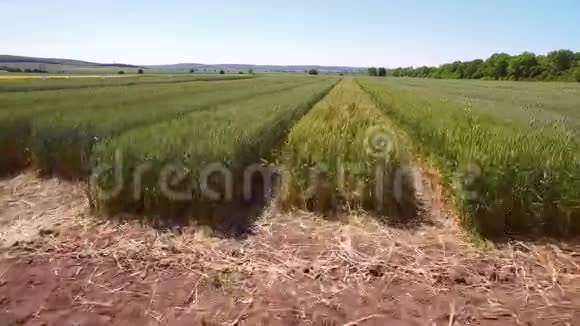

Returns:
0,173,579,326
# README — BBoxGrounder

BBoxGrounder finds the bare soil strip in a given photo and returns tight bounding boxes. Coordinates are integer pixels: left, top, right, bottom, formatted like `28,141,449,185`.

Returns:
0,173,579,325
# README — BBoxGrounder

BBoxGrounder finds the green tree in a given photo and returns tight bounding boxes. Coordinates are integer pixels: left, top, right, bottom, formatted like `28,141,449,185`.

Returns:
387,49,578,82
438,63,461,79
308,69,319,75
367,67,378,76
414,66,435,78
508,52,539,80
575,67,580,82
219,70,225,74
463,60,483,79
248,69,254,74
484,53,511,79
138,68,144,74
118,70,125,75
378,67,387,77
547,49,576,72
189,68,195,73
453,61,466,79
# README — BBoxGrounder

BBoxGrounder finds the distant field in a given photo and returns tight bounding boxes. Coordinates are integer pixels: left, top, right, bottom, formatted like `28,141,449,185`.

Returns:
0,59,175,75
0,74,254,92
0,74,134,79
377,77,580,132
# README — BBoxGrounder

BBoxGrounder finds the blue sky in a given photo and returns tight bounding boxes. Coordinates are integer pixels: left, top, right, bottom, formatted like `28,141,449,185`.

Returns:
1,0,579,67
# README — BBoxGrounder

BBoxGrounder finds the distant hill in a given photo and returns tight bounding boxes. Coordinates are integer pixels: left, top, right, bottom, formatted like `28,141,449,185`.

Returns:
147,63,366,73
0,55,143,73
0,55,366,74
0,55,141,68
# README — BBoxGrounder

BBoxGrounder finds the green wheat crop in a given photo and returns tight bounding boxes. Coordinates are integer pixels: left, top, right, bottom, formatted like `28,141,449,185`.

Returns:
279,79,418,219
359,77,580,238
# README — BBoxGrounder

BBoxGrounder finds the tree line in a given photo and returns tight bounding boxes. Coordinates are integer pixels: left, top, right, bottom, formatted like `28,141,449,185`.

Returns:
368,49,580,82
0,66,48,73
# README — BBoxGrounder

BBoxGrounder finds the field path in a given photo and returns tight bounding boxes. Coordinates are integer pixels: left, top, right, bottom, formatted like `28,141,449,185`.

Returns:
1,173,579,325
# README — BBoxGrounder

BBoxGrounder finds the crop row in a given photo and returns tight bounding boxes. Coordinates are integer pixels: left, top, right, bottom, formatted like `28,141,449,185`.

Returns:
358,78,580,238
0,76,321,177
89,78,337,225
278,79,418,219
